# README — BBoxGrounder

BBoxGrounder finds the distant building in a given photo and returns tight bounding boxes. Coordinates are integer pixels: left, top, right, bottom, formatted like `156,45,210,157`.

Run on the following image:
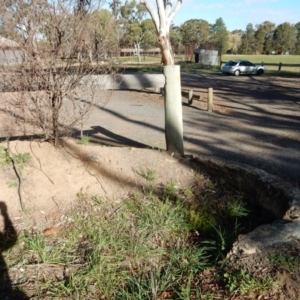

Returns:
120,48,160,57
0,36,24,65
194,49,219,66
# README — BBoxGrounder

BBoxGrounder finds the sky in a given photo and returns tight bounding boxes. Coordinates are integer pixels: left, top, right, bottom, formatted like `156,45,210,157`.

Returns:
171,0,300,31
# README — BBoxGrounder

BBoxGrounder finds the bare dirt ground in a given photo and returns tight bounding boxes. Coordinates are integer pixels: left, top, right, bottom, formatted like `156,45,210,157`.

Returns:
0,139,198,232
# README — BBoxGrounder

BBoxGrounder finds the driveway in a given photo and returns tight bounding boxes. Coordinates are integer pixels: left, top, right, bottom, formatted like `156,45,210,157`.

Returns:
71,73,300,186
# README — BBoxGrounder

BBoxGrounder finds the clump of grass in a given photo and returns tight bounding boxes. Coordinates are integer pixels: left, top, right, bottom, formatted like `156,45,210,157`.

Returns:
77,135,90,145
224,270,273,296
139,167,156,181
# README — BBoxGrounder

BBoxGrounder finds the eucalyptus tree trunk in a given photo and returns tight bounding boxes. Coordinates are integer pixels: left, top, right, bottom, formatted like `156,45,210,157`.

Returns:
141,0,184,155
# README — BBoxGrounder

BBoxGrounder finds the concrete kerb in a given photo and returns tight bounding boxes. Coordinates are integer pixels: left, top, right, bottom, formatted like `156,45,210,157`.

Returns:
180,154,300,254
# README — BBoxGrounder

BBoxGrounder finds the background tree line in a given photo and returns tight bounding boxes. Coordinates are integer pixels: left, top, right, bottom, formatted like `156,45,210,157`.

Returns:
1,0,300,56
109,0,300,56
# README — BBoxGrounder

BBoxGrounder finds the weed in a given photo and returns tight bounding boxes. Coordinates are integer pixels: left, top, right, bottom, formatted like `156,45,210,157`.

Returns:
6,181,18,188
139,167,156,181
77,135,90,145
226,198,249,218
269,254,300,275
0,147,31,170
163,180,181,203
224,270,273,296
0,146,11,166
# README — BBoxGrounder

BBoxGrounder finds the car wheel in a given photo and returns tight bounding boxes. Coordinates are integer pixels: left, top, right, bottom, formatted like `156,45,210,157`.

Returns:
234,70,240,76
257,69,263,76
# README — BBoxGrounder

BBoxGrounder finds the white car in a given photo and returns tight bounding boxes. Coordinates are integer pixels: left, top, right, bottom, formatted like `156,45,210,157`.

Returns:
222,60,266,76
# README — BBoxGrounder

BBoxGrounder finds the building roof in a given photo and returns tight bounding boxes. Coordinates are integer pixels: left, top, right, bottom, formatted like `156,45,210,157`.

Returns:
0,36,20,49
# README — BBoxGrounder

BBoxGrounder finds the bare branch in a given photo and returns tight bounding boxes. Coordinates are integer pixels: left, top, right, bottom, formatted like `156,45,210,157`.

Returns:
166,0,182,29
140,0,160,34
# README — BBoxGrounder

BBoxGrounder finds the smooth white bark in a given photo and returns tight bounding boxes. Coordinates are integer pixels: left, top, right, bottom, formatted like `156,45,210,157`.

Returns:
164,65,184,155
141,0,184,155
140,0,182,35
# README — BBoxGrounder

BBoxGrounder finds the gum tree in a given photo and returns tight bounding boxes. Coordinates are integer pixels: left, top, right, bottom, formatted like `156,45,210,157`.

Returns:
140,0,182,65
140,0,184,155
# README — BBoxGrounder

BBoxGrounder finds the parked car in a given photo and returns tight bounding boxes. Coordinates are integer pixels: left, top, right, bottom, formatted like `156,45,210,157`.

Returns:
221,60,266,76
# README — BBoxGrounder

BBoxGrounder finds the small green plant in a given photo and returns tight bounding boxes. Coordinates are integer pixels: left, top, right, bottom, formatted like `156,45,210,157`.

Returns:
226,198,249,218
269,254,300,275
77,135,90,145
139,168,156,181
6,181,18,188
0,147,31,170
224,270,273,296
13,152,31,170
0,146,11,166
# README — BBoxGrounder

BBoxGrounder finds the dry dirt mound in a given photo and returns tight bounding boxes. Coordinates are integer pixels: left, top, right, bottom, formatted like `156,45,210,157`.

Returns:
0,139,196,232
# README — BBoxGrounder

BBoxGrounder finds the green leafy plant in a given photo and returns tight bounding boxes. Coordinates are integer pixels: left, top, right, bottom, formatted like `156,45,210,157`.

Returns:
13,152,31,170
77,135,90,145
0,147,31,170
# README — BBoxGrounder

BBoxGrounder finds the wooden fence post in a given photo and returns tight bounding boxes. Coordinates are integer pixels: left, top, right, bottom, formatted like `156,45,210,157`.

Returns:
208,88,213,112
278,62,282,72
188,90,193,105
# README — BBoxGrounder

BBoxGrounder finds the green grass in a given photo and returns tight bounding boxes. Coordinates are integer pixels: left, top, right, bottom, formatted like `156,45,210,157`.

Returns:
2,179,279,298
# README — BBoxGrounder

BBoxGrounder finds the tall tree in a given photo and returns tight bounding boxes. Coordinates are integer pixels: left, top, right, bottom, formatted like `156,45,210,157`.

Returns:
91,9,120,56
119,0,150,61
180,19,210,48
239,23,256,54
120,0,147,24
170,24,183,54
295,22,300,55
228,30,242,54
273,22,296,54
210,17,228,54
254,21,275,54
109,0,122,18
76,0,91,14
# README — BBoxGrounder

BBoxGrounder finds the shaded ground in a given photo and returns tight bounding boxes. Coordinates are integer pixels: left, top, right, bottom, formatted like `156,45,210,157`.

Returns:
79,73,300,186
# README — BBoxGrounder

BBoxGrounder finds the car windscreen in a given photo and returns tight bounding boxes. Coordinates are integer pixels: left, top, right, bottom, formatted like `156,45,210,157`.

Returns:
226,61,238,66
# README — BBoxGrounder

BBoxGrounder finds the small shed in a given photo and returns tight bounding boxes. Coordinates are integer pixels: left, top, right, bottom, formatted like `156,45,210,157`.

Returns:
0,36,24,65
194,49,218,66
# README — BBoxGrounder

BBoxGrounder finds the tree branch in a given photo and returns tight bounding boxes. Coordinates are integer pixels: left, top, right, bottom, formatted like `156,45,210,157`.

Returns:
140,0,160,34
166,0,182,29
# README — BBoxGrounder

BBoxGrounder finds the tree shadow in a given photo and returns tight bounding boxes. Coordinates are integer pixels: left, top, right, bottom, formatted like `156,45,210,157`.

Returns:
0,202,29,299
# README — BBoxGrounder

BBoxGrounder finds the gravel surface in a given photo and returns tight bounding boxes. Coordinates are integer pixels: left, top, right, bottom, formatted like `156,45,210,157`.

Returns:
80,73,300,187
